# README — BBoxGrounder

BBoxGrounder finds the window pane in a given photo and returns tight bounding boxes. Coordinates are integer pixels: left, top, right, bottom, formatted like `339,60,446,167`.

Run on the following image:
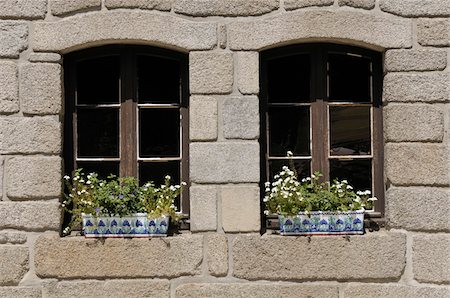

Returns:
269,106,310,156
329,159,372,192
139,161,180,186
139,109,180,158
267,54,310,103
330,106,371,156
268,159,311,181
77,56,120,104
77,108,119,158
76,162,119,179
328,53,371,102
137,55,180,104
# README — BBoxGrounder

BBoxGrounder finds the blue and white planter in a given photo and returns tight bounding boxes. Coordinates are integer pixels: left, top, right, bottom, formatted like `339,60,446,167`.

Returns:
278,210,364,235
82,213,169,238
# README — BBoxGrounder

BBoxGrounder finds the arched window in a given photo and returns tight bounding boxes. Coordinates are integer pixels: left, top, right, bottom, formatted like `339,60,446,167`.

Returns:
64,45,189,214
261,44,384,219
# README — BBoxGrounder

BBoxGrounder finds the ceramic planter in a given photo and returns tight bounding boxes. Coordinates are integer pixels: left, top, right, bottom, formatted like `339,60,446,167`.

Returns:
82,213,169,238
278,210,364,235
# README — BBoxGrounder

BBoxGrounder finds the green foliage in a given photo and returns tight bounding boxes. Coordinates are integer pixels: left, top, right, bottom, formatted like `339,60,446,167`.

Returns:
264,154,377,216
61,170,185,235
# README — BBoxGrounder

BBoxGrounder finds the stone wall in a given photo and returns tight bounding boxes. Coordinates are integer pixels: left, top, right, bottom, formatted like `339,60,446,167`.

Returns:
0,0,449,297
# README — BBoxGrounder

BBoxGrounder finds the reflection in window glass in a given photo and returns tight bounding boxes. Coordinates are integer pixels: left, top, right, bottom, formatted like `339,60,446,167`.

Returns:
269,159,311,181
330,106,371,156
76,162,119,179
77,108,119,158
328,53,371,102
269,106,310,156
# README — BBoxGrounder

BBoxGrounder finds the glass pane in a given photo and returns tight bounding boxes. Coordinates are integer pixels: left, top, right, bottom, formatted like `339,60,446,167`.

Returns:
329,106,371,156
139,161,180,186
77,108,119,158
77,56,120,104
76,162,119,179
269,106,310,156
137,55,180,104
328,53,371,102
267,54,310,103
139,109,180,158
329,159,372,192
268,159,311,181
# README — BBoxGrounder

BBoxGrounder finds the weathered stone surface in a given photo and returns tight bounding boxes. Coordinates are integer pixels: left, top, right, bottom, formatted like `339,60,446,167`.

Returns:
380,0,450,17
223,96,259,140
105,0,172,11
0,0,47,19
190,96,217,141
0,22,28,58
221,185,260,232
190,186,217,231
190,52,233,94
385,49,447,72
33,11,217,52
0,246,29,286
418,19,450,47
0,158,3,199
384,104,444,142
190,142,259,183
0,116,61,154
0,287,41,298
0,200,61,231
50,0,101,16
237,52,259,95
43,279,170,298
176,283,339,298
28,53,62,63
20,63,62,115
228,10,412,50
35,234,203,278
383,73,449,103
338,0,375,9
6,156,61,200
233,232,406,280
343,284,450,298
206,234,228,276
174,0,278,16
386,187,450,231
385,143,449,186
0,232,27,244
218,24,227,49
413,234,450,284
285,0,334,10
0,61,19,114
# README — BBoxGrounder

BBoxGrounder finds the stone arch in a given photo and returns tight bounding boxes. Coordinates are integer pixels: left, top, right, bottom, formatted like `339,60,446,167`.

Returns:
228,9,413,51
31,11,217,53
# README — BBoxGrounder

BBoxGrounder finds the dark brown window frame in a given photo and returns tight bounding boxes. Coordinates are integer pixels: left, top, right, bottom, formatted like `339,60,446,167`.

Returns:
260,44,384,228
64,45,190,215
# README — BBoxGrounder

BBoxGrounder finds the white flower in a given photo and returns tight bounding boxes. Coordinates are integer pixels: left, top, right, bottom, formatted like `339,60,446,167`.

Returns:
73,177,78,181
263,210,269,215
287,151,293,157
181,182,187,186
86,181,91,185
368,197,377,201
165,175,171,180
263,197,269,202
342,179,348,184
63,175,70,180
346,185,353,190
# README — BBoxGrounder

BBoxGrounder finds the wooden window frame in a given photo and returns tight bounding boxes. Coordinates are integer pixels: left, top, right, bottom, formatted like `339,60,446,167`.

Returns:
260,44,384,229
64,45,190,215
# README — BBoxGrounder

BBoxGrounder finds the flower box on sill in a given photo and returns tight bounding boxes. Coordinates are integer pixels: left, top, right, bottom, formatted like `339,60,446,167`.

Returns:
278,210,364,236
82,213,169,238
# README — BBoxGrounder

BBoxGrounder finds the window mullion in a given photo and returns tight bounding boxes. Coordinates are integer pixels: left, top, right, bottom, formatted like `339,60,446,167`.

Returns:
120,50,137,177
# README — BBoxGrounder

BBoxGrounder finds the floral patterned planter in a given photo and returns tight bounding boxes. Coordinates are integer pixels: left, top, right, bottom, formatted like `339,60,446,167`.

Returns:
82,213,169,238
278,210,364,235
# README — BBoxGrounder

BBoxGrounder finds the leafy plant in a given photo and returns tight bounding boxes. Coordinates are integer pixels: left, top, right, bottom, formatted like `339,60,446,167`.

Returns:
264,152,377,216
61,171,185,235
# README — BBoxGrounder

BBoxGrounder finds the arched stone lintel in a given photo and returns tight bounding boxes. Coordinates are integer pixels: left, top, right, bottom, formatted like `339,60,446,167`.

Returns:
228,10,413,51
32,11,218,54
